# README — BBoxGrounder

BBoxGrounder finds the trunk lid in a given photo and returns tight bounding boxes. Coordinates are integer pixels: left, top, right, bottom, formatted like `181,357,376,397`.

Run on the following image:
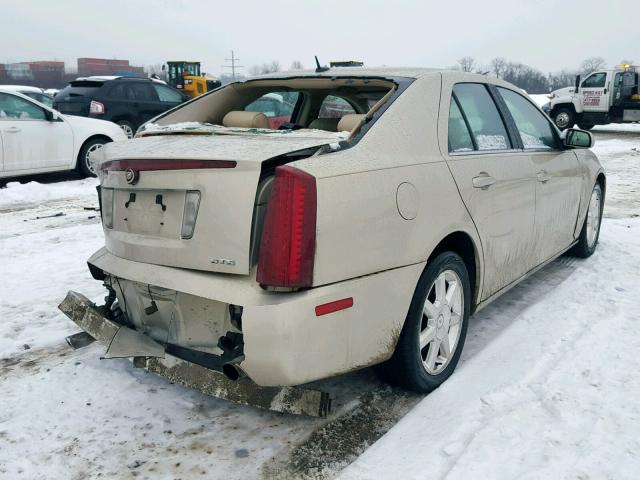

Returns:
97,133,336,275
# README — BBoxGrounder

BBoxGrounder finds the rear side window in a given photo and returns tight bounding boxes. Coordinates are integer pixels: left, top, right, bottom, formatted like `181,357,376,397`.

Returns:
448,98,474,152
453,84,511,151
498,88,559,150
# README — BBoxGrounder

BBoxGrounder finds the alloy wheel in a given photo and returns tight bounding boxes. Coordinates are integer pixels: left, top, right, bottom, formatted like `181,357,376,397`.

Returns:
419,269,464,375
119,123,134,139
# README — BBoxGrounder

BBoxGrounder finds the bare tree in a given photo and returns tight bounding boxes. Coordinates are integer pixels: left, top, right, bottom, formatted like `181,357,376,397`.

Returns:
457,56,476,73
290,60,304,70
248,65,262,77
266,60,281,73
580,57,607,75
490,57,508,78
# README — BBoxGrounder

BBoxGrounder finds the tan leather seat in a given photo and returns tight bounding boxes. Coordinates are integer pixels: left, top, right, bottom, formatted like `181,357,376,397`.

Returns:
337,113,366,132
223,111,270,129
308,118,340,132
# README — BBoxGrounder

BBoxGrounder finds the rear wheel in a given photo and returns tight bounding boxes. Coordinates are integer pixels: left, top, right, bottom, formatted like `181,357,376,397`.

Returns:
77,137,107,177
116,120,136,139
383,251,471,393
569,183,603,258
553,107,575,130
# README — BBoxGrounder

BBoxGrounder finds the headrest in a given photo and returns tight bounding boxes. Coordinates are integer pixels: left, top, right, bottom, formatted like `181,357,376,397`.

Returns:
337,113,366,132
308,117,340,132
223,111,270,129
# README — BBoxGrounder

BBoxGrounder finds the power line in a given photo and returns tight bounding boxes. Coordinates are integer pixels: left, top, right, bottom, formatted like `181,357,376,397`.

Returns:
222,50,244,80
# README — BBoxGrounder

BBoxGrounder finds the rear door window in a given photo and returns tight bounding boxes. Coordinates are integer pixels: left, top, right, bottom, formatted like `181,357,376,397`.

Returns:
448,98,475,152
153,84,184,103
498,87,560,150
453,83,511,151
128,83,158,101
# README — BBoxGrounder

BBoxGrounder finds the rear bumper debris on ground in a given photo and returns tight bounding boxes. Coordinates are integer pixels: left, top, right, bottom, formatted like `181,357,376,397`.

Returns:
58,290,332,417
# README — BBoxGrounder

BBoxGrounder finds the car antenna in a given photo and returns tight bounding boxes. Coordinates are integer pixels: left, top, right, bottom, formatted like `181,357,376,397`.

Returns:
315,56,330,73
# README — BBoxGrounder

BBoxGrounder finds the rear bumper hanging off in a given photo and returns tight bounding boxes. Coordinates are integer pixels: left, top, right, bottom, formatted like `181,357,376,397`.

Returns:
58,291,331,417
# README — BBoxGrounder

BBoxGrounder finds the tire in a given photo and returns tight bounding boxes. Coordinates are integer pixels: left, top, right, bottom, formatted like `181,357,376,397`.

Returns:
382,251,471,393
116,120,136,139
569,183,603,258
77,137,108,177
578,124,594,131
553,107,575,130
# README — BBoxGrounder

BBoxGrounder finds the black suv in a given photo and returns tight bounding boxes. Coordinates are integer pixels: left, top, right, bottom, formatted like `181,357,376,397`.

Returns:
53,77,188,138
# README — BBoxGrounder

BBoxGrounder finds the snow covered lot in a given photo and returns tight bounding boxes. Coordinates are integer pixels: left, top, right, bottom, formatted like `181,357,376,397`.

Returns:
1,127,639,479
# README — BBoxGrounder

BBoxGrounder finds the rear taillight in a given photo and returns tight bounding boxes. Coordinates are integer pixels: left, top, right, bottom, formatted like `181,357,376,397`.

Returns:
257,166,317,288
89,100,104,114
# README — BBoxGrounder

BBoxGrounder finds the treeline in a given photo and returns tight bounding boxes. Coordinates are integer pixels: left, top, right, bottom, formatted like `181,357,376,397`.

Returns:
453,56,634,94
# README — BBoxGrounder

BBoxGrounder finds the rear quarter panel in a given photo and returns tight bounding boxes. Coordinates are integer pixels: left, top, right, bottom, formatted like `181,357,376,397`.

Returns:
295,74,482,288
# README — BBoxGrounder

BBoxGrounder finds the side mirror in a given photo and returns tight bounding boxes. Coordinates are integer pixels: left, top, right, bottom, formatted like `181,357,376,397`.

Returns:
575,74,581,92
44,109,60,122
564,128,593,149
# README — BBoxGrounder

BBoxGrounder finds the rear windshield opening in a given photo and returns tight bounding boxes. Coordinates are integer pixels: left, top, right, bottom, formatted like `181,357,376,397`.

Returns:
148,77,398,137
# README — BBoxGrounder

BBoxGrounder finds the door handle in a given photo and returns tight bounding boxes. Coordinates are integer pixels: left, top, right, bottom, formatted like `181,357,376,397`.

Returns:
537,170,551,183
4,126,21,133
472,173,496,189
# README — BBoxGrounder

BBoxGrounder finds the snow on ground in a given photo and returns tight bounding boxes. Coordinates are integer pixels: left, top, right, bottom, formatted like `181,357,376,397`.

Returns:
594,123,640,133
340,218,640,480
1,130,639,479
340,130,640,479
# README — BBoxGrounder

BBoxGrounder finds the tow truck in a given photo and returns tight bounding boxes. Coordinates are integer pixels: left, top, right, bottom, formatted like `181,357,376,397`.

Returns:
546,64,640,130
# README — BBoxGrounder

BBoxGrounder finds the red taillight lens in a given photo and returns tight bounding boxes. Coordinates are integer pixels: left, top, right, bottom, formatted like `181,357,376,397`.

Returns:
257,165,317,288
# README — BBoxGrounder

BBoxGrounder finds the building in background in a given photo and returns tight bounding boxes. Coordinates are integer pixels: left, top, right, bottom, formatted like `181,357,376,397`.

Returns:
0,58,145,88
77,58,145,77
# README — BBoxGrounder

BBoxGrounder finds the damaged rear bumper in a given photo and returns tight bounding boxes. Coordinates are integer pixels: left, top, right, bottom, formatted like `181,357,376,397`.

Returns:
82,247,424,388
58,291,331,417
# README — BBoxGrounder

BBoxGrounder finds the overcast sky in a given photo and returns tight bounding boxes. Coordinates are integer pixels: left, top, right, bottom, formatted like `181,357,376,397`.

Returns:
2,0,636,75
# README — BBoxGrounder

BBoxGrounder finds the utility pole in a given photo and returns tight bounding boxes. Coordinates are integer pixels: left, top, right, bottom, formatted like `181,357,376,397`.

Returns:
222,50,243,80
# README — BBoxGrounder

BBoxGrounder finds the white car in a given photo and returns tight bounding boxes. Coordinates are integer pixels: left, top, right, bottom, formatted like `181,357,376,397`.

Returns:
0,89,127,179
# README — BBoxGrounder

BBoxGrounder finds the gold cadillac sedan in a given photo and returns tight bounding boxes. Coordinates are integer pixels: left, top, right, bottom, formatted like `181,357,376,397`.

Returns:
62,68,604,405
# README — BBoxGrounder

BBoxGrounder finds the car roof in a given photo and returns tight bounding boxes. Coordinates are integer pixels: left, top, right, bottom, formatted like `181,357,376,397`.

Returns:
254,67,442,80
0,84,45,93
